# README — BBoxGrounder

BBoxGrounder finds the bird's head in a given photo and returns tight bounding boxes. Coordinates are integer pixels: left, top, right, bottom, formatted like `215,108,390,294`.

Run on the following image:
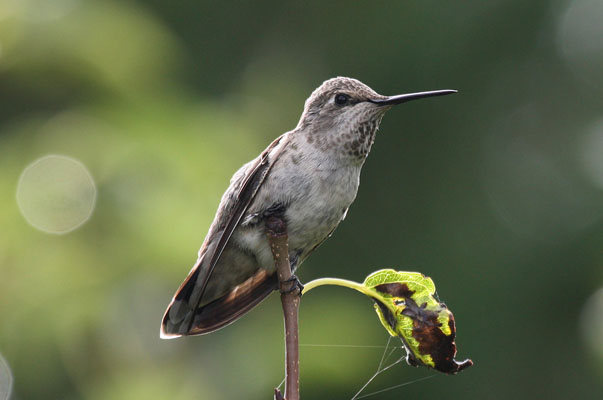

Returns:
297,77,456,160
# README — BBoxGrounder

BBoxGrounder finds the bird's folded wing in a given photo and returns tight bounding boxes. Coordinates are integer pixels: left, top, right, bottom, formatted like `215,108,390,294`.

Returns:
161,134,288,338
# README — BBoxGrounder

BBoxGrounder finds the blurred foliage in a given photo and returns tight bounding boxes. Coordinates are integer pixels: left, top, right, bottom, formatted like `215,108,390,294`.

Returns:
1,1,602,399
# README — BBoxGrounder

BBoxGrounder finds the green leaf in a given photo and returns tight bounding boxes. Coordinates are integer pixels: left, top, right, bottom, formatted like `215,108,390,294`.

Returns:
302,269,473,374
362,269,473,374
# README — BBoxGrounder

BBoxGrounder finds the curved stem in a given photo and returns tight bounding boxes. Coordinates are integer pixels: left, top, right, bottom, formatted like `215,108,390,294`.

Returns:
302,277,374,298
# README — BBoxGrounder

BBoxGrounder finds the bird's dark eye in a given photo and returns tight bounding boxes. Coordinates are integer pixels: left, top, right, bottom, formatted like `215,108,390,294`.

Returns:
334,93,350,106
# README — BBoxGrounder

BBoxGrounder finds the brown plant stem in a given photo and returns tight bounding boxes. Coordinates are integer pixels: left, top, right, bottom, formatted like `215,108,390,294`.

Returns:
266,216,300,400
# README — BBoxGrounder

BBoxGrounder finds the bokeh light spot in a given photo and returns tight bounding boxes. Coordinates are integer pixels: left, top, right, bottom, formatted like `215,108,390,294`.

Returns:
580,118,603,190
16,155,96,234
557,0,603,87
0,353,13,400
580,287,603,360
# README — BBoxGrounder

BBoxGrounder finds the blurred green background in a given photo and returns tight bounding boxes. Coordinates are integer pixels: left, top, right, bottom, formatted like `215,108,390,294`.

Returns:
1,0,602,399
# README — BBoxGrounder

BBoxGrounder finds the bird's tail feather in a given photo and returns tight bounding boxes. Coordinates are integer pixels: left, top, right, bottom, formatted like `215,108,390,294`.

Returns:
161,268,277,338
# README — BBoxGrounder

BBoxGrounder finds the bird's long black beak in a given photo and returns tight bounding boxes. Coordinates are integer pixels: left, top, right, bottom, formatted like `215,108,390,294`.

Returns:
370,89,457,106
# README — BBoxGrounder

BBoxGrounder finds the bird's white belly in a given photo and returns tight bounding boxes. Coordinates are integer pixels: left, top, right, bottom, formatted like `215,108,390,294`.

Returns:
286,170,358,247
234,148,362,273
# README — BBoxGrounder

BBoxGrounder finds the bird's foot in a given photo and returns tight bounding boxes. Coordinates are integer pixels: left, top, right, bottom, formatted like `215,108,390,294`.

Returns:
279,274,304,296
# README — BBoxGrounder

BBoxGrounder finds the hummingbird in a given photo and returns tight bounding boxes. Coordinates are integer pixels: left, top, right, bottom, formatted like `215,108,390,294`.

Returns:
161,77,456,338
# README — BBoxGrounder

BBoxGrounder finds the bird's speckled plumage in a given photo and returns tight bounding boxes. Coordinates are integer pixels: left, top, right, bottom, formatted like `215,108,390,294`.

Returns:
161,77,455,338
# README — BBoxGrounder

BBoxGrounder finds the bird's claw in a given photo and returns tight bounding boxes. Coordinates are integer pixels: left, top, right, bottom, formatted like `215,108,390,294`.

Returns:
280,274,304,296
